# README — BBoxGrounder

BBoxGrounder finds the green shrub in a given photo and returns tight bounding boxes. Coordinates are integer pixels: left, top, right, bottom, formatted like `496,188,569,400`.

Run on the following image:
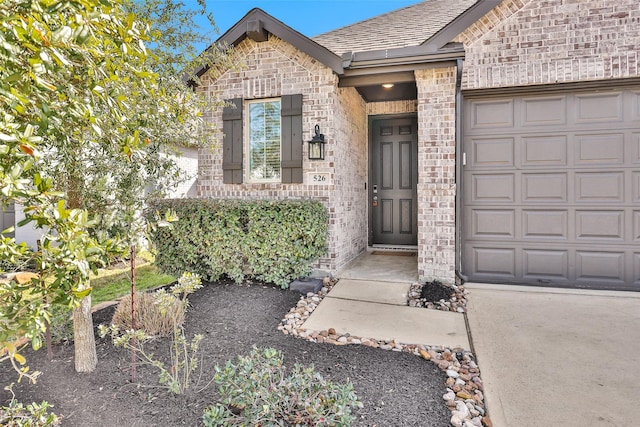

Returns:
48,304,74,344
202,347,361,426
111,291,184,336
0,248,34,274
1,385,59,426
148,199,328,288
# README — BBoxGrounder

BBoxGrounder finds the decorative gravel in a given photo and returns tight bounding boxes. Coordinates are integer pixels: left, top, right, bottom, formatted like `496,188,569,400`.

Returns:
279,279,493,427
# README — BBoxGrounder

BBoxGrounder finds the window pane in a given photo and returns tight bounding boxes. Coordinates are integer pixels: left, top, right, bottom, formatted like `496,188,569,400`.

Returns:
249,100,281,181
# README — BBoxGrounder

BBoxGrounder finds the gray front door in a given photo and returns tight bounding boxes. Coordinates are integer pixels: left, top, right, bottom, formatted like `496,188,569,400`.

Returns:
370,117,418,245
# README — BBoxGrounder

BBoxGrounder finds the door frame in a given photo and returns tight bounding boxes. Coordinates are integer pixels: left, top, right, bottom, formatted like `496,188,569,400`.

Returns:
367,113,419,247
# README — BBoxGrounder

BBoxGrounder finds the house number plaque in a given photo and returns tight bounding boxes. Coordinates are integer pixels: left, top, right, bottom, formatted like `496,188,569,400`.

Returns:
307,172,331,185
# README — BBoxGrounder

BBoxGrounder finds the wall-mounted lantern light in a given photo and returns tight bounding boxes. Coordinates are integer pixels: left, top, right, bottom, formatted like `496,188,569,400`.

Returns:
308,124,325,160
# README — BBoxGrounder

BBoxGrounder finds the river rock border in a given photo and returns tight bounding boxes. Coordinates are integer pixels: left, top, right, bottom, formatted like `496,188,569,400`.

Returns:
278,278,492,427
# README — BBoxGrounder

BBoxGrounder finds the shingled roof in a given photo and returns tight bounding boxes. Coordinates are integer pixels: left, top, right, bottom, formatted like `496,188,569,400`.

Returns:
312,0,479,56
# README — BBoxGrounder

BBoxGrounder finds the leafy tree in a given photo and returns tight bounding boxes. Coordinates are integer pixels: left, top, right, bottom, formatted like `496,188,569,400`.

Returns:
0,0,228,374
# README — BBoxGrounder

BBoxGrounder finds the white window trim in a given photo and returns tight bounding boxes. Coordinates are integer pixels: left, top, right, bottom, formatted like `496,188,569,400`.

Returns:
245,97,282,184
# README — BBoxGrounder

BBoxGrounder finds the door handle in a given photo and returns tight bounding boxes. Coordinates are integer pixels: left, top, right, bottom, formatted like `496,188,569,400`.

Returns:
372,195,378,207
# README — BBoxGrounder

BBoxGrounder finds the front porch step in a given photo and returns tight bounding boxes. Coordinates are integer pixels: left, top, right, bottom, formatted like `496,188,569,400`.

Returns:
325,279,410,306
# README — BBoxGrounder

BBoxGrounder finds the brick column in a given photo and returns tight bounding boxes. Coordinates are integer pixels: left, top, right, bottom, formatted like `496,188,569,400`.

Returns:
415,67,457,283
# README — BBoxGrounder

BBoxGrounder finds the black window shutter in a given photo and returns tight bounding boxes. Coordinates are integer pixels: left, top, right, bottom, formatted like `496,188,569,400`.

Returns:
280,94,303,183
222,98,243,184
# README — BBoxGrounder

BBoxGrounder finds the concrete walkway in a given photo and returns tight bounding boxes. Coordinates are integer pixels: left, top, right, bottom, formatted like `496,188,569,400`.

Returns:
466,283,640,427
302,254,470,349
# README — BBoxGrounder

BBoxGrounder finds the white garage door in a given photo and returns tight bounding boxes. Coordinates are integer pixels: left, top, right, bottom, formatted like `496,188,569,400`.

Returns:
462,87,640,291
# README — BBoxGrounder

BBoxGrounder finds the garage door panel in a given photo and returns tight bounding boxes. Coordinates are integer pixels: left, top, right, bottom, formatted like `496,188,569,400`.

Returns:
469,209,515,239
466,99,514,130
576,251,625,282
631,91,640,122
633,211,640,240
470,173,515,203
576,210,625,241
522,173,567,202
522,135,568,166
470,137,514,167
522,210,568,240
523,249,568,279
634,253,640,286
634,173,640,202
469,246,516,278
575,172,624,202
522,96,566,127
463,87,639,290
574,92,624,124
574,133,624,165
633,133,640,163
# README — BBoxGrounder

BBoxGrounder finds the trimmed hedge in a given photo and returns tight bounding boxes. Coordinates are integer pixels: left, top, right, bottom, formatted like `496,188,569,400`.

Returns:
148,199,328,288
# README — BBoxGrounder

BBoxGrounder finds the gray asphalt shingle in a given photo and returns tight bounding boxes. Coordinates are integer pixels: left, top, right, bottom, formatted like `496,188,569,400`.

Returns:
312,0,478,55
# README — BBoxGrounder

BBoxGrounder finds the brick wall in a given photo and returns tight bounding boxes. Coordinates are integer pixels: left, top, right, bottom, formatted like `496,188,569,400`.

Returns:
457,0,640,89
367,100,417,116
197,35,367,274
415,67,457,283
330,87,368,269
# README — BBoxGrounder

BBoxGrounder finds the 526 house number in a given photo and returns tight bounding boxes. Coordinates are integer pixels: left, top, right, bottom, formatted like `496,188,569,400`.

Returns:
307,172,330,185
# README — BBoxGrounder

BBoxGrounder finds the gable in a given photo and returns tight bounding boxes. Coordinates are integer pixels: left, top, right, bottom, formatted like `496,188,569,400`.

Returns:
201,34,336,101
192,8,343,83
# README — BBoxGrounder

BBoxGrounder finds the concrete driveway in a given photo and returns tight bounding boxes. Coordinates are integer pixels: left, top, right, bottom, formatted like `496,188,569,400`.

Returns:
465,283,640,427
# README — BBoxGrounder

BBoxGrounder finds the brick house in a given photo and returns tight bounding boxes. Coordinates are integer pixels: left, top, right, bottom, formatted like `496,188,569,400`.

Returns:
194,0,640,291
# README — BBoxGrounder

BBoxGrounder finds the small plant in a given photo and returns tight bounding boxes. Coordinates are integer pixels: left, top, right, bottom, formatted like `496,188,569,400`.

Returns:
173,271,203,295
99,324,206,394
100,272,207,394
111,270,202,336
202,347,361,426
112,292,184,336
0,384,59,426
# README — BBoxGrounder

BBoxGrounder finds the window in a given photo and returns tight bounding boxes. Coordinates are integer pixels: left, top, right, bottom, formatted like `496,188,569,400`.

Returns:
246,99,281,182
222,95,302,184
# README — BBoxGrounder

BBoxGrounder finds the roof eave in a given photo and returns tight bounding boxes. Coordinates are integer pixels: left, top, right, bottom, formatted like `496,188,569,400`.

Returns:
342,43,465,71
338,43,465,89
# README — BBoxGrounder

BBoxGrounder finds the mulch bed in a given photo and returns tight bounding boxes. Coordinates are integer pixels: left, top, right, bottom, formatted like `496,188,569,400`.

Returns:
408,281,467,313
0,280,451,426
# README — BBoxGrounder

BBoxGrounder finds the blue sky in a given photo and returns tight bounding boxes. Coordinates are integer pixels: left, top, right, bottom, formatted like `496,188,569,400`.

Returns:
195,0,420,50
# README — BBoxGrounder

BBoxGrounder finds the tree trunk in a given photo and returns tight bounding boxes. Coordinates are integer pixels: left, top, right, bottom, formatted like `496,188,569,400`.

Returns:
130,244,137,380
67,168,98,373
73,294,97,372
